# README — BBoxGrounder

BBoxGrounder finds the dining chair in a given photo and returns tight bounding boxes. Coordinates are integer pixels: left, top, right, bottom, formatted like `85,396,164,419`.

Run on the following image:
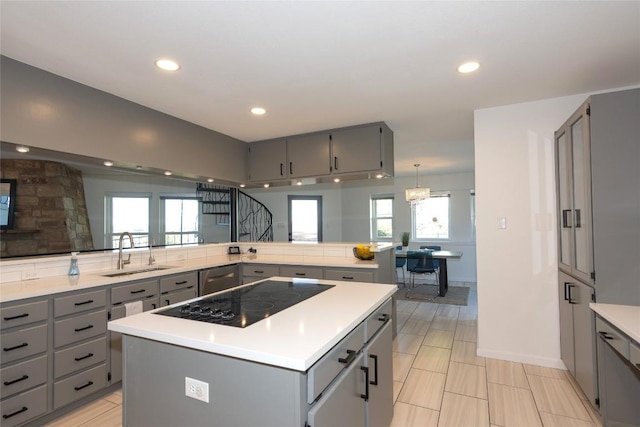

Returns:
395,245,406,285
406,250,439,295
419,245,441,270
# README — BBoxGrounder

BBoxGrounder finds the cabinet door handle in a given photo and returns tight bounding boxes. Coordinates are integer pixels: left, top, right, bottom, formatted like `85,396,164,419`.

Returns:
342,276,354,280
334,156,339,171
2,406,28,420
567,284,576,304
3,313,28,321
574,209,581,228
3,342,28,352
369,354,379,386
295,272,306,276
3,374,29,386
74,299,94,306
174,280,188,285
280,163,284,176
254,270,264,274
74,352,94,362
289,162,293,175
74,324,94,332
377,313,389,323
130,289,146,294
599,331,614,340
360,366,369,401
338,349,357,366
74,381,94,391
563,282,570,301
562,209,572,228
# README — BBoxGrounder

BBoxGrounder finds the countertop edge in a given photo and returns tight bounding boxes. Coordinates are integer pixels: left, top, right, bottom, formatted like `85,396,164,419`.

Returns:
590,303,640,344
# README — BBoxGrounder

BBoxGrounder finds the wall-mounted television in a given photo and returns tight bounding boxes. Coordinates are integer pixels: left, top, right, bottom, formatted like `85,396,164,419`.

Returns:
1,179,17,230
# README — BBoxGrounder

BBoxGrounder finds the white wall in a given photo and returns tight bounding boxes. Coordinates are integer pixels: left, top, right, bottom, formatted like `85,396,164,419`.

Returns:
474,93,591,368
245,172,477,282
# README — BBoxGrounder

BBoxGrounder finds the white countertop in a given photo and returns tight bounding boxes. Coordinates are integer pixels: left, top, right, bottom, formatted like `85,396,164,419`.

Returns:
108,277,396,371
0,253,378,303
590,303,640,344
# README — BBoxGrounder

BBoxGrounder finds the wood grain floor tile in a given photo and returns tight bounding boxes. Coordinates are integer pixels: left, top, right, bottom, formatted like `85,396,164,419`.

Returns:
527,375,591,421
412,345,451,373
45,399,117,427
401,318,431,335
411,302,439,321
391,402,439,427
454,324,478,343
438,392,489,427
451,340,485,366
79,406,122,427
445,361,487,399
488,382,542,427
393,333,425,354
539,412,596,427
523,363,567,380
393,380,404,403
103,390,122,405
435,304,460,320
486,358,530,389
430,318,458,331
398,368,447,410
423,329,455,349
393,351,415,382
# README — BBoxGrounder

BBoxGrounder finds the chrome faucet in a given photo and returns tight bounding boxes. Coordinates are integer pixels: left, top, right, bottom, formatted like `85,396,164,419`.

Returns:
118,232,135,270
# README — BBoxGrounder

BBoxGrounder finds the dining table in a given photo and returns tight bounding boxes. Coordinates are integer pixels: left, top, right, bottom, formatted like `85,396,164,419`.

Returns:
395,249,463,297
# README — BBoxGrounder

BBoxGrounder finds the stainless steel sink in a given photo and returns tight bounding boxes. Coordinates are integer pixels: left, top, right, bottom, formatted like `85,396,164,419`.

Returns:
101,265,175,277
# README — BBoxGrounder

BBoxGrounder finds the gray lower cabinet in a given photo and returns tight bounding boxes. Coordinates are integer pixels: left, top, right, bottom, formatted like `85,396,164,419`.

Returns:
242,263,377,285
557,271,597,405
324,268,374,283
280,265,324,280
109,279,159,384
595,316,640,426
0,297,49,426
159,271,197,306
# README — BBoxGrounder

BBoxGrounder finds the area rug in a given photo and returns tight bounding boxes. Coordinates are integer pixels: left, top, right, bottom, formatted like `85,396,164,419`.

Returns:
393,285,469,306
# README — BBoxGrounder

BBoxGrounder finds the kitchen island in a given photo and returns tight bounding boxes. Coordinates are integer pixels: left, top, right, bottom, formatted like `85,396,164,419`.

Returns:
108,277,396,427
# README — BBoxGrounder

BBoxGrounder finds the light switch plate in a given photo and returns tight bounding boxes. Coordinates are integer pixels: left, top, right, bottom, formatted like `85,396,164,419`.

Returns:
185,377,209,403
497,216,507,229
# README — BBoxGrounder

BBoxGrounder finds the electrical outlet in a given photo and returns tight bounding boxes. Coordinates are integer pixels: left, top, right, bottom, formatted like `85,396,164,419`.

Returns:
185,377,209,403
22,270,38,280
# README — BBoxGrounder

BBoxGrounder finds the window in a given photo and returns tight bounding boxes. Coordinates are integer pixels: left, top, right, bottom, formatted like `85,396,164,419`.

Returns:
371,195,393,241
288,196,322,243
161,197,200,245
106,194,151,248
412,192,450,240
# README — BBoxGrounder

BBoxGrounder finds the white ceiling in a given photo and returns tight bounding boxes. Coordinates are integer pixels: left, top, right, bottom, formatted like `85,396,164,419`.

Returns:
1,1,639,176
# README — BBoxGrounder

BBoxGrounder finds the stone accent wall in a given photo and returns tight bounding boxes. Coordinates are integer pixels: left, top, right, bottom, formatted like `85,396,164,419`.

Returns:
0,160,94,257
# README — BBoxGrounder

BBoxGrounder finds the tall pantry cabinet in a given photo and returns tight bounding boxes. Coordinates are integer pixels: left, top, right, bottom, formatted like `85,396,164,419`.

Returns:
555,88,640,408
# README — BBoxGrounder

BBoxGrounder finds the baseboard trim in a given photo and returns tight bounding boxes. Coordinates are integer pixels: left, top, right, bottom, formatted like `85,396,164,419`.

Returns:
477,347,567,369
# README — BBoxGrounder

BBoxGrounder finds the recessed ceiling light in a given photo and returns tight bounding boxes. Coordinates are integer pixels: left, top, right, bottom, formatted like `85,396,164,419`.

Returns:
333,178,340,183
155,59,180,71
136,165,143,170
164,171,172,176
251,107,266,116
103,160,114,167
263,183,270,188
296,180,302,186
207,178,214,183
239,184,246,188
375,173,383,179
16,146,30,153
457,61,480,74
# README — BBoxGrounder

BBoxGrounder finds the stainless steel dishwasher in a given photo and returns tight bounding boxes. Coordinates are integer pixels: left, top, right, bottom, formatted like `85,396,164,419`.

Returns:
199,264,240,296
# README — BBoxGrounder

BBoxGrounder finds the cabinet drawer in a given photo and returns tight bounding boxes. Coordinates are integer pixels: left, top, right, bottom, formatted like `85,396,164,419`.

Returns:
0,355,47,399
53,363,107,409
242,264,280,278
161,287,197,307
324,269,374,283
307,322,365,404
280,265,324,280
111,297,159,321
55,336,107,379
160,272,197,293
1,324,48,365
54,289,107,318
0,384,47,427
111,279,158,305
596,317,630,359
1,300,48,330
54,310,107,348
630,341,640,371
365,299,392,343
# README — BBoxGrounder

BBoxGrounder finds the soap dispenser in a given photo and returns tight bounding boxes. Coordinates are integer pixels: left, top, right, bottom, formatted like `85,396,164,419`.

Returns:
69,252,80,276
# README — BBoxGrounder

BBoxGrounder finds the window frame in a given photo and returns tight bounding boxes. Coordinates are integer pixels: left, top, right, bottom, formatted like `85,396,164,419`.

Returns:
411,191,451,241
159,195,201,246
370,194,394,242
105,193,152,249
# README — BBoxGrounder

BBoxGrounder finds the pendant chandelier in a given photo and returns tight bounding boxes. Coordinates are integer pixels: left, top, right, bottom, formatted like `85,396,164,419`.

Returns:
405,164,430,204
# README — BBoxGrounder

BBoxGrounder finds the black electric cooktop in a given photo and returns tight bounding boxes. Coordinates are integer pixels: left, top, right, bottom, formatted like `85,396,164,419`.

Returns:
155,280,334,328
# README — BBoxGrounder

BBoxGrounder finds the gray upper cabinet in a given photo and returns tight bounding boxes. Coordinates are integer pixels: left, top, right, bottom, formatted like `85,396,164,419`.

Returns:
247,139,287,182
555,102,594,285
247,122,393,184
287,133,331,178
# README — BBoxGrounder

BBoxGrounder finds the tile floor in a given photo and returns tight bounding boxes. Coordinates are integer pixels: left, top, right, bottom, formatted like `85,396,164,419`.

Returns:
46,283,602,427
